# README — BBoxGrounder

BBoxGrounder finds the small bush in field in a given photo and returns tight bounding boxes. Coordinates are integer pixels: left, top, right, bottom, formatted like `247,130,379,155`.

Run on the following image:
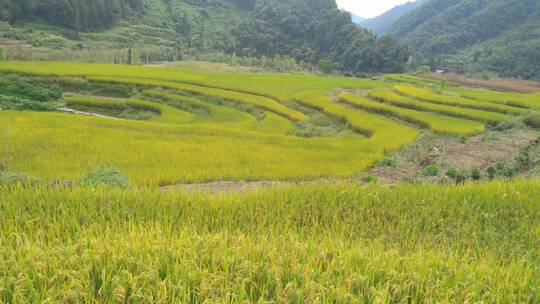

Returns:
524,114,540,129
80,165,130,188
471,167,482,181
446,166,458,179
422,164,439,177
375,156,396,167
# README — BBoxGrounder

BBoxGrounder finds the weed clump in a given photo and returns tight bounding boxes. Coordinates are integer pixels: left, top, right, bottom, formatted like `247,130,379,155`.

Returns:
524,113,540,129
80,165,130,188
375,156,397,168
422,164,439,177
446,166,458,179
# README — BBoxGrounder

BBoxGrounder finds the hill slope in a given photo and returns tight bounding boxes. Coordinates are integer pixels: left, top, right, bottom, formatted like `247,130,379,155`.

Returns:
388,0,540,79
0,0,407,75
360,0,424,36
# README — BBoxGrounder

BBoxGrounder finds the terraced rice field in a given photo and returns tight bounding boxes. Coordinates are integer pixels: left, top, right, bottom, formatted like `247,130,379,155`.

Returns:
0,181,538,303
339,92,485,135
1,61,539,303
0,61,538,185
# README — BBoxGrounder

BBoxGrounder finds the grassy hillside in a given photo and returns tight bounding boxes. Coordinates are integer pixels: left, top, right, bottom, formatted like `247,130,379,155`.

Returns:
0,0,408,75
387,0,540,79
0,181,538,302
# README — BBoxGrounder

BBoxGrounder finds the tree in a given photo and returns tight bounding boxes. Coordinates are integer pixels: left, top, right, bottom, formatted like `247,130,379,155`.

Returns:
127,48,133,65
318,59,333,74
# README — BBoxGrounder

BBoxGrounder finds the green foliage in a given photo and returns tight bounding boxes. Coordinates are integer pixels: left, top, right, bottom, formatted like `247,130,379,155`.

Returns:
318,59,333,74
0,0,407,75
0,79,63,111
80,165,130,188
361,173,378,183
445,166,458,179
389,0,540,78
4,81,62,102
487,166,497,180
422,164,439,177
375,156,397,168
524,113,540,129
471,167,482,181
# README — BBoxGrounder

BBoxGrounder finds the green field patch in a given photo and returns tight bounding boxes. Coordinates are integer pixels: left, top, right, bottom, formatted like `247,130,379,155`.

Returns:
142,90,257,124
340,92,485,135
86,76,309,121
394,85,528,115
369,89,509,124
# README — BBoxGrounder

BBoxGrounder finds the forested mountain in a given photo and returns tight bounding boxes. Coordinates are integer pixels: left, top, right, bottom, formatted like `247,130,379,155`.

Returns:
387,0,540,79
350,14,365,24
0,0,408,75
360,0,424,36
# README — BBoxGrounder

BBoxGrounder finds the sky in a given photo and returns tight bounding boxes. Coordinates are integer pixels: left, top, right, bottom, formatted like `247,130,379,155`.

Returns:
336,0,416,19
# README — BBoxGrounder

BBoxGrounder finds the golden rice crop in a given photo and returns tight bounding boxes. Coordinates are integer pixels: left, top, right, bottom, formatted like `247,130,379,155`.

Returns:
294,91,419,148
0,181,537,302
340,92,485,135
0,110,378,185
394,85,528,115
369,89,509,124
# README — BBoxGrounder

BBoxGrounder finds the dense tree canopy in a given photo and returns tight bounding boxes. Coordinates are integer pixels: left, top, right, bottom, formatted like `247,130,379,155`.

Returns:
387,0,540,79
0,0,144,31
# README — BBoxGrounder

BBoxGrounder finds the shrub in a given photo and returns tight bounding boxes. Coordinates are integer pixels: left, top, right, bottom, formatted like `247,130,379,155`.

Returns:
524,114,540,129
422,164,439,177
471,168,482,181
80,165,130,188
487,166,497,180
4,82,62,102
446,166,458,179
375,156,397,168
361,173,378,183
455,172,468,184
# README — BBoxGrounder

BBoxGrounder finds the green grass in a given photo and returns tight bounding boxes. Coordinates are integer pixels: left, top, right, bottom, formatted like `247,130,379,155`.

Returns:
369,89,509,124
394,85,529,115
340,92,485,135
0,181,537,302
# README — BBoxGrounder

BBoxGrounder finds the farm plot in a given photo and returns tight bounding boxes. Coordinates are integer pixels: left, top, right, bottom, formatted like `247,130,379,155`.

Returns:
369,89,509,124
394,85,528,115
1,61,537,186
0,181,538,302
339,92,485,135
447,87,540,110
